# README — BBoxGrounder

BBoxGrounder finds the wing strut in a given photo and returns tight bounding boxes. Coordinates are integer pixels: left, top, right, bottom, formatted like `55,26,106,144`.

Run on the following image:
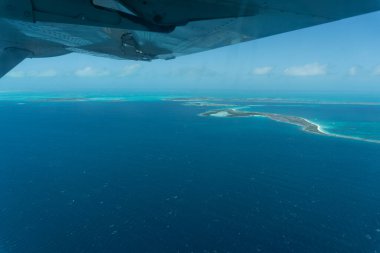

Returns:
0,47,31,78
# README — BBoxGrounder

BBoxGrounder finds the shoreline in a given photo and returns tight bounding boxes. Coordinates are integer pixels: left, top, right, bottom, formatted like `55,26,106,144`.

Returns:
1,95,379,144
200,108,380,144
200,109,326,135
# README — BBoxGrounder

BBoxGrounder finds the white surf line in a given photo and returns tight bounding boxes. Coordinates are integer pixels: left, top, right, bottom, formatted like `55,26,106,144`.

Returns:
230,106,251,110
302,118,328,134
240,111,380,145
209,111,231,117
321,130,380,144
205,108,380,145
296,118,380,144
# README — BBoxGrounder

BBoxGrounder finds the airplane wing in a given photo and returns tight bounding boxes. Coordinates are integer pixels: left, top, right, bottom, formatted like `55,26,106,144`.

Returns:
1,0,380,77
0,48,31,78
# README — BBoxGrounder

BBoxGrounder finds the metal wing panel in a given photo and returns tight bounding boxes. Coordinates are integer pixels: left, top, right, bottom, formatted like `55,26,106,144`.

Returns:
0,47,31,78
2,0,380,63
119,0,380,25
252,0,380,20
131,0,380,58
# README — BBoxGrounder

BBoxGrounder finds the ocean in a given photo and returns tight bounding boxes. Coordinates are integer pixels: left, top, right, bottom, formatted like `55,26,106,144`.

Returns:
0,94,380,253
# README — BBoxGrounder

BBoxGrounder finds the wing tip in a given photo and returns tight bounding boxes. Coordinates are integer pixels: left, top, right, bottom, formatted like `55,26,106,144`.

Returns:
0,47,32,78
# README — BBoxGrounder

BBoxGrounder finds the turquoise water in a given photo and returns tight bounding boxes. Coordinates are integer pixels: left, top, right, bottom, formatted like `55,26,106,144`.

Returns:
239,103,380,141
0,93,380,252
1,91,379,140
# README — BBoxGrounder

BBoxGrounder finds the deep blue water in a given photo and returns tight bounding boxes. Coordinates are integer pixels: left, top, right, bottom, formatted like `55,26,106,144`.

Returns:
1,100,380,253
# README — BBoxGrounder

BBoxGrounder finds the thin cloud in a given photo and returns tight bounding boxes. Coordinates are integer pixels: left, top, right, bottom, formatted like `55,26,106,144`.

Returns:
29,69,58,77
119,64,140,76
284,63,327,76
373,66,380,75
251,66,273,75
75,66,110,77
348,66,360,76
6,69,58,78
7,70,25,78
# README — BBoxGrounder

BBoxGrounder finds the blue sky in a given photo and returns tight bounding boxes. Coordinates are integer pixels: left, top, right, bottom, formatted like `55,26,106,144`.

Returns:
2,11,380,93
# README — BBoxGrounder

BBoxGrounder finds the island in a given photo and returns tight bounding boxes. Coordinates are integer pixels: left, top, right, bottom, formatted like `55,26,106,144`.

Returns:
164,96,380,106
200,108,380,144
162,97,219,102
35,97,90,102
34,97,128,102
200,109,326,135
182,101,236,107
